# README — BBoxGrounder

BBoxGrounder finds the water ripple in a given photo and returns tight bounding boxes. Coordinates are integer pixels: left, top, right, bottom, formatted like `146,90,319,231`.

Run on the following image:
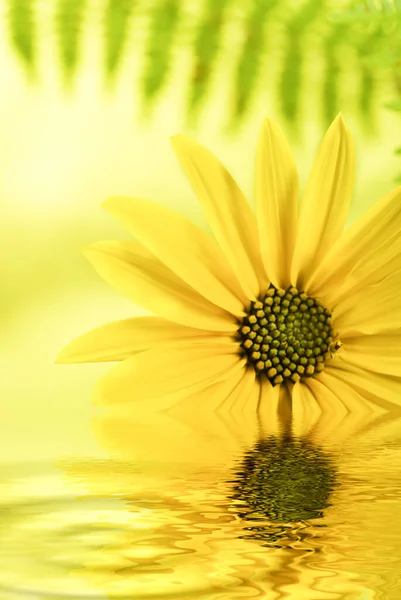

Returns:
1,405,401,599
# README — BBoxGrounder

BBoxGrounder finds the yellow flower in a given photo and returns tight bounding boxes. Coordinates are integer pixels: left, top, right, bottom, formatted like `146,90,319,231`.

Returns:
57,114,401,414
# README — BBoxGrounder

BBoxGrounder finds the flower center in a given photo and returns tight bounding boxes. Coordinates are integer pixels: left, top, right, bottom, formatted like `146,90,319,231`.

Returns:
237,285,341,386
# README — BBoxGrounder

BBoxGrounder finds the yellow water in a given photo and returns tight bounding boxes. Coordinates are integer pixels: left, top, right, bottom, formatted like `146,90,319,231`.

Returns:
3,5,401,598
2,350,401,600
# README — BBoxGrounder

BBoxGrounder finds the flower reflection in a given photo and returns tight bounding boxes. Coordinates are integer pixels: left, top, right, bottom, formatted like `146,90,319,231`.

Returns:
227,432,338,549
55,386,401,598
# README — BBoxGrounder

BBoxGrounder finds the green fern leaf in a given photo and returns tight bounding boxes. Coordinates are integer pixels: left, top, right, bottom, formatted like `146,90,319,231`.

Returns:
55,0,86,85
231,0,278,125
187,0,232,123
278,0,325,131
104,0,136,83
358,67,376,131
7,0,36,72
330,0,401,21
141,0,181,107
278,31,302,129
367,0,401,13
321,27,342,128
355,28,383,133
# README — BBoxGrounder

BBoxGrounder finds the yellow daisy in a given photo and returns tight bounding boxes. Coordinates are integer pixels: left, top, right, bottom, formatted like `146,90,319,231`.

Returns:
57,114,401,414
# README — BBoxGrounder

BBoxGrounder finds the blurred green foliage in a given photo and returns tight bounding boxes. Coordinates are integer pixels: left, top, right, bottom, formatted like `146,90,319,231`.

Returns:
277,0,327,138
8,0,36,74
187,0,232,123
321,21,344,128
231,0,278,125
105,0,137,83
329,0,401,178
141,0,182,109
4,0,401,151
56,0,86,85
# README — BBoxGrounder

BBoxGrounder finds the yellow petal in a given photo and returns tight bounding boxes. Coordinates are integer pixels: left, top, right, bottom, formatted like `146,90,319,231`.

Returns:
258,381,293,436
315,369,371,414
308,185,401,302
291,380,321,439
82,240,238,332
333,268,401,335
276,382,293,431
208,366,254,413
94,343,246,405
102,196,248,316
240,374,261,414
56,316,234,364
291,114,355,291
168,368,257,441
339,332,401,377
257,380,282,438
222,367,257,413
328,230,401,310
165,369,246,433
171,135,268,299
255,118,299,289
298,371,380,443
95,376,258,464
327,359,401,412
304,376,348,438
186,367,250,414
215,377,261,446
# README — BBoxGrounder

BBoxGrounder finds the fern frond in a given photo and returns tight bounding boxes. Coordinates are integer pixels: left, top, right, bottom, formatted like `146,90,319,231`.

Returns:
278,32,302,130
7,0,36,72
141,0,181,108
355,28,382,132
278,0,325,132
104,0,136,84
231,0,278,126
186,0,232,124
55,0,86,86
330,0,401,21
2,0,400,165
366,0,401,13
321,26,342,128
358,66,376,130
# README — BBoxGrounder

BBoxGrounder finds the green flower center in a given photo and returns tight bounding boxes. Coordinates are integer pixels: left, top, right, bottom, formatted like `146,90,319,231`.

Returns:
237,285,341,386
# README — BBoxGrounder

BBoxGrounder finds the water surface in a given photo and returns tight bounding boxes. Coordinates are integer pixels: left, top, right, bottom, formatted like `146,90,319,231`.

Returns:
1,394,401,600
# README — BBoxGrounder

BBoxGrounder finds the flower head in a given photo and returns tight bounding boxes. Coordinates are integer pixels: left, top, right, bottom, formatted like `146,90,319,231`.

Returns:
57,114,401,414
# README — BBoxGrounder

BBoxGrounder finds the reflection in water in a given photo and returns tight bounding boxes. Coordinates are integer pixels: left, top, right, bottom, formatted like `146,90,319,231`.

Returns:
228,433,338,548
2,390,401,598
42,458,278,598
